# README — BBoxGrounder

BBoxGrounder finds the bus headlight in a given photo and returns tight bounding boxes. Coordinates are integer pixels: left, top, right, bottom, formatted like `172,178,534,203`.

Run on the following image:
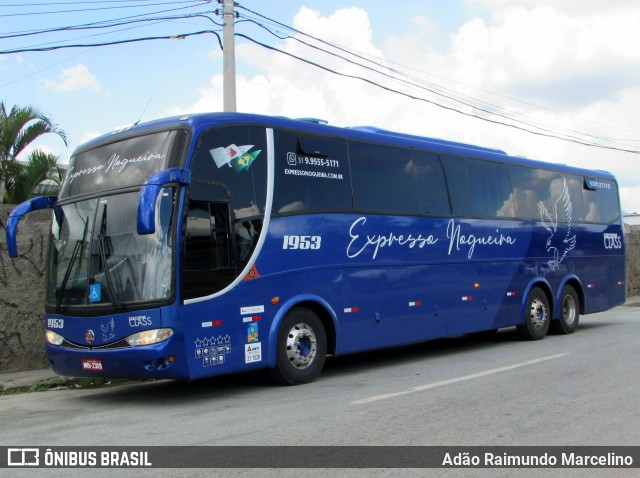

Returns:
45,330,64,346
126,328,174,347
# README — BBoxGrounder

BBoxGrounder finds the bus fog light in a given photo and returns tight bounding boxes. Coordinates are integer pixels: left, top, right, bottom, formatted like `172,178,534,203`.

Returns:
45,330,64,346
126,328,174,347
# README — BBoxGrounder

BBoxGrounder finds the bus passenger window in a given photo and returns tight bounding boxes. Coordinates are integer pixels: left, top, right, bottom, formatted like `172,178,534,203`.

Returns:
511,166,545,220
412,151,450,216
350,142,419,214
273,130,352,215
441,155,470,217
467,160,514,218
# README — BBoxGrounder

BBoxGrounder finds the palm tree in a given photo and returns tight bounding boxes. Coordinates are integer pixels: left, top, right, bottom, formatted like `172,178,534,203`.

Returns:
0,101,68,203
5,150,62,204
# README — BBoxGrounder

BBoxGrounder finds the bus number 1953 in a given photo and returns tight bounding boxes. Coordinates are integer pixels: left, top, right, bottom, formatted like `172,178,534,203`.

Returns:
283,235,322,250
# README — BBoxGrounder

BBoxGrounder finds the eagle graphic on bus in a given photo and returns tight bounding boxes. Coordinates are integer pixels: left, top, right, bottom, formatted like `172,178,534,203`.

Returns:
538,177,577,271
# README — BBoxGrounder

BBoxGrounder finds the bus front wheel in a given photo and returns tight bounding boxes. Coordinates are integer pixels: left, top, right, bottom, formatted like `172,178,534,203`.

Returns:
270,307,327,385
550,285,580,335
518,287,550,340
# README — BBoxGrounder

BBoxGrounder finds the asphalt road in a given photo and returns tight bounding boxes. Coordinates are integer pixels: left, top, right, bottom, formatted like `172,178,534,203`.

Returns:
1,305,639,478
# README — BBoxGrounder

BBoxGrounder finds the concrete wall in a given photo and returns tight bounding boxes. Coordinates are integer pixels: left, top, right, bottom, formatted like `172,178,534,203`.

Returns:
625,225,640,299
0,204,51,372
1,203,639,373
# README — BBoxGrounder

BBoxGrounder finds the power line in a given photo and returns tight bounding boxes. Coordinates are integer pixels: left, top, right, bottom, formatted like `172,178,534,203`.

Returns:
0,3,215,38
0,1,160,6
0,4,222,88
234,4,640,154
0,30,222,54
232,29,639,154
2,0,637,154
0,0,211,18
0,11,217,41
247,15,638,150
237,6,640,145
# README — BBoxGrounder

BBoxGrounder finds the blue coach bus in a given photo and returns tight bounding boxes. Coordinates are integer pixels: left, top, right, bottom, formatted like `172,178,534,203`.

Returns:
6,113,625,384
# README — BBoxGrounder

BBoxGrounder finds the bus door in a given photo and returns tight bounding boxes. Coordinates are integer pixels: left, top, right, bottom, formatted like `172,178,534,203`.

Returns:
182,196,235,300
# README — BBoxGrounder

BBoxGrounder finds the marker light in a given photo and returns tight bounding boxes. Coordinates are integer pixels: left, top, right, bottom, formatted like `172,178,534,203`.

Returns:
45,330,64,346
126,328,174,347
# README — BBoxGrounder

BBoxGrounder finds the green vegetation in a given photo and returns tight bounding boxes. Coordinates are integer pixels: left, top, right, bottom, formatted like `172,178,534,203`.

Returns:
0,376,131,395
0,100,68,204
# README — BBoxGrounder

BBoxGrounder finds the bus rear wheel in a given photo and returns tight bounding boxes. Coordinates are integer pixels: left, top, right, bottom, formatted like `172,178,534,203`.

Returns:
517,287,550,340
550,285,580,335
270,307,327,385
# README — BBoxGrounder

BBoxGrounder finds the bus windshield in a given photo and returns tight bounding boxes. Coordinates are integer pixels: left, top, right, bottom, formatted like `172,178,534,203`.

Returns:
45,129,187,311
46,188,176,309
59,130,184,198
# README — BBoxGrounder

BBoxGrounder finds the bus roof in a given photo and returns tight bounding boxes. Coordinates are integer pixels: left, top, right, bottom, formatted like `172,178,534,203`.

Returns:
75,112,616,181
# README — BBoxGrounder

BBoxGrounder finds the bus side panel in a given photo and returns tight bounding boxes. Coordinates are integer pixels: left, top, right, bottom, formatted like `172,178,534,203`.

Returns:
181,267,348,381
608,255,626,307
405,261,522,343
339,267,409,353
181,289,273,381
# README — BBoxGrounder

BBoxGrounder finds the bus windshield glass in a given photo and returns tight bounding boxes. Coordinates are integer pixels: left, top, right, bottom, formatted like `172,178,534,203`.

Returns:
59,130,185,198
45,129,187,310
46,188,176,309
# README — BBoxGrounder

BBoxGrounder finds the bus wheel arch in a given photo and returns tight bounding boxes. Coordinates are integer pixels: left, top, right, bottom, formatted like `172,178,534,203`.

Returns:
518,283,552,341
268,299,336,385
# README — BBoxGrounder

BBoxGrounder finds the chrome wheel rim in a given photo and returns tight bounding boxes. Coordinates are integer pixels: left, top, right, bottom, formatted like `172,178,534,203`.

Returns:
529,298,548,330
285,323,317,369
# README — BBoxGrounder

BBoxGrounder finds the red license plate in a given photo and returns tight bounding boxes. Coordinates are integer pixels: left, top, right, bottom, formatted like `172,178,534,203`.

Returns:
81,359,103,371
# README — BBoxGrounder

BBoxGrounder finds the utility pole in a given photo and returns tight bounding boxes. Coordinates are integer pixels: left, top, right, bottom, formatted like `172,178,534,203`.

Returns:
222,0,237,112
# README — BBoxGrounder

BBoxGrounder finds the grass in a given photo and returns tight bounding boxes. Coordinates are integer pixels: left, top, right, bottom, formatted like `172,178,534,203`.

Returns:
0,376,130,395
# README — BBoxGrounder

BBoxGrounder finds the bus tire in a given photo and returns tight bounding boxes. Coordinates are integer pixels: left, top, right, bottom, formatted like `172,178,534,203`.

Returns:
550,285,580,335
270,307,327,385
517,287,550,340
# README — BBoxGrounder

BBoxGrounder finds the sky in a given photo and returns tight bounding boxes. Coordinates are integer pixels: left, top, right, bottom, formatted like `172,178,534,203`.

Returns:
1,0,640,213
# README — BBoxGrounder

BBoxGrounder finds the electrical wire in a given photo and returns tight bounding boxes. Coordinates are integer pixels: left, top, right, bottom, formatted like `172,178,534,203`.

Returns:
0,0,211,18
0,11,219,43
1,0,637,154
0,1,162,6
0,11,211,39
241,14,635,150
0,30,222,54
237,8,639,147
234,31,639,155
234,4,640,154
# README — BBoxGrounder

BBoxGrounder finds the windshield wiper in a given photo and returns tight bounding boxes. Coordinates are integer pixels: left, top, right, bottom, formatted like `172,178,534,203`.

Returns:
98,233,121,309
56,216,89,311
97,205,122,310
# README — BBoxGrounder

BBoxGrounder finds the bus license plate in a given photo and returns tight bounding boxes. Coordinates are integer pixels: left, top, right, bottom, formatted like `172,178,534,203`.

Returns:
82,359,103,371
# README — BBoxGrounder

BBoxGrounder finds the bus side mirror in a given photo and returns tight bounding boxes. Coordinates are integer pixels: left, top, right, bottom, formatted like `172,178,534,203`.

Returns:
5,195,57,258
137,168,191,235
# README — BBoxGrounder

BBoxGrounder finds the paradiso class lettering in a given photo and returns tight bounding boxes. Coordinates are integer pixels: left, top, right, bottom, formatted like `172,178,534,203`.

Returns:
603,233,622,249
128,315,152,327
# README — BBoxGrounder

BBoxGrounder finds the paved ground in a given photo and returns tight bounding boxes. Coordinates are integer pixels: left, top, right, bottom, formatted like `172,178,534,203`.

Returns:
2,296,639,394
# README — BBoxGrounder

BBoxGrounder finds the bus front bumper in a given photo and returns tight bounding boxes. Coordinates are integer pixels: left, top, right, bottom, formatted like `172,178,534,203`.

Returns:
45,338,189,380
